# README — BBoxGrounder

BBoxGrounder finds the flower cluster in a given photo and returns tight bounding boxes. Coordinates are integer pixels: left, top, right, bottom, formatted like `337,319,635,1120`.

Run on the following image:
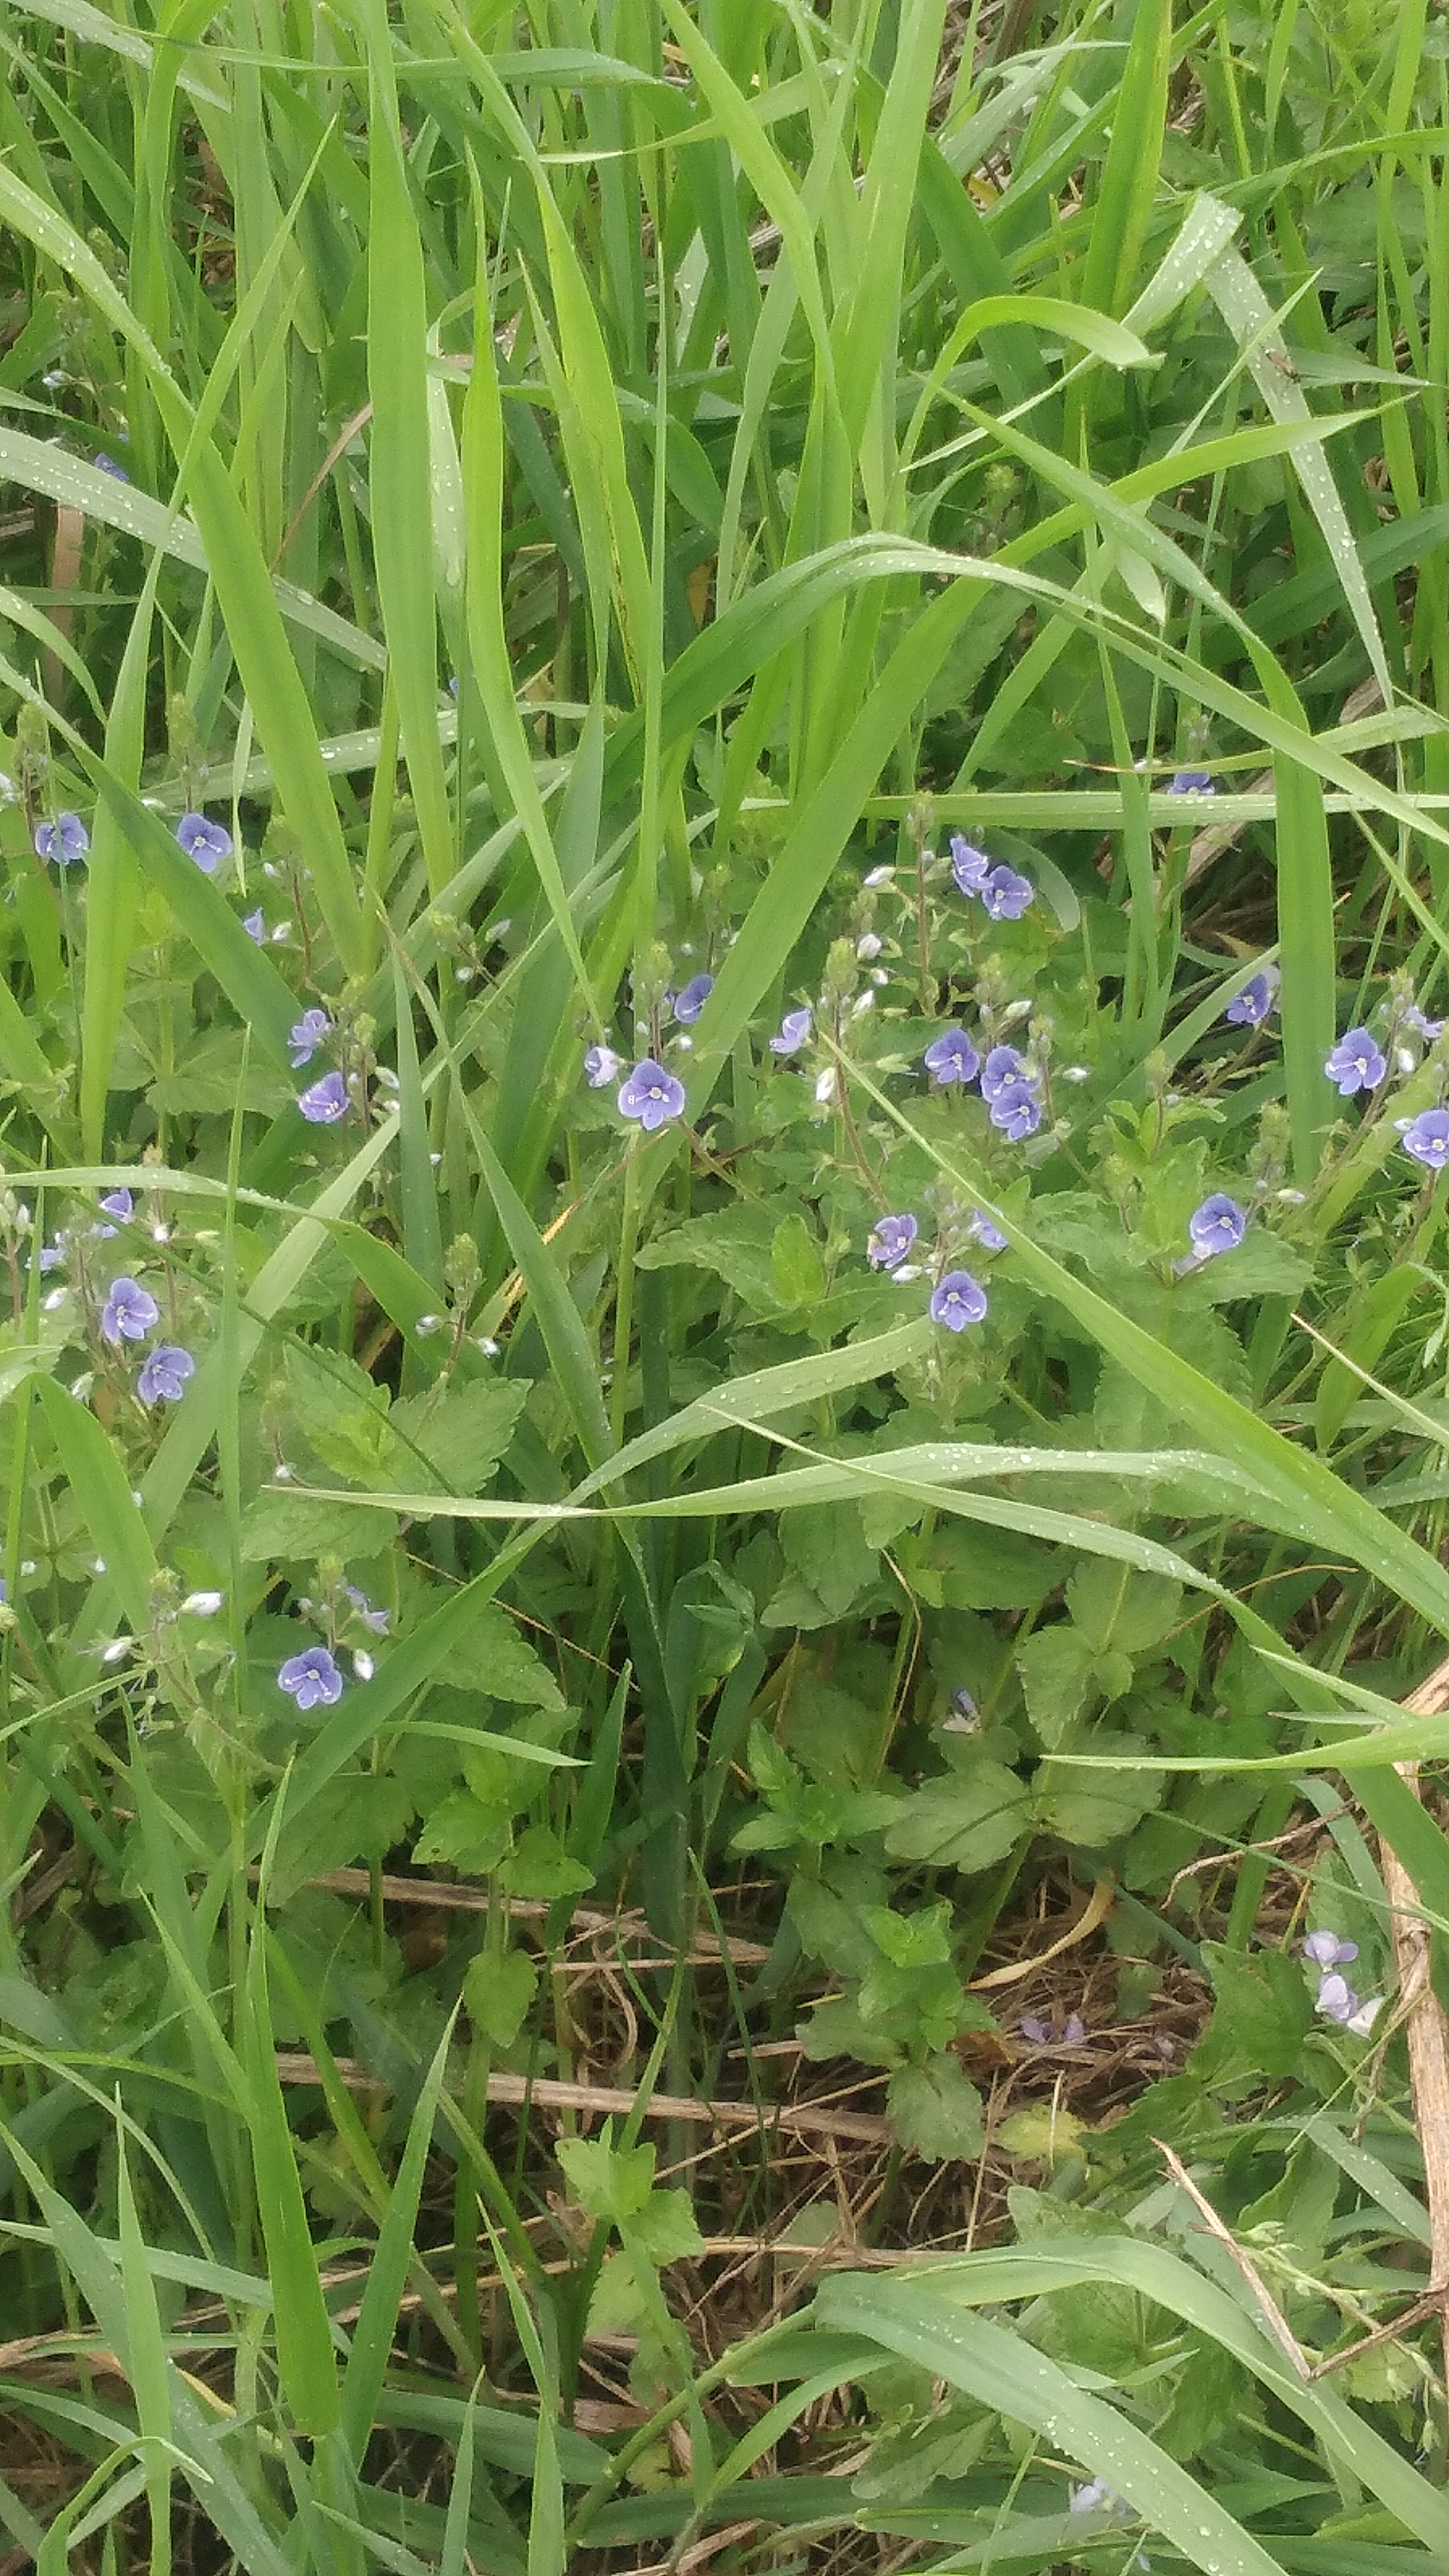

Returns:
99,1274,194,1407
948,835,1035,919
1301,1929,1384,2036
923,1028,1045,1140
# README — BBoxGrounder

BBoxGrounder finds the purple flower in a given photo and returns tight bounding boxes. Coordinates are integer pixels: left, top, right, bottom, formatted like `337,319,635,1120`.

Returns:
343,1584,391,1636
1302,1929,1357,1969
1325,1026,1385,1096
967,1208,1009,1252
94,452,130,481
930,1269,988,1331
1069,2479,1116,2515
1167,768,1215,794
98,1189,133,1221
34,811,89,866
949,835,992,896
923,1026,980,1087
101,1275,158,1344
1225,970,1276,1027
980,1045,1028,1102
136,1344,196,1404
584,1043,623,1087
1060,2014,1087,2048
1018,2016,1052,2045
769,1007,812,1057
980,865,1034,921
1400,1109,1449,1171
1315,1972,1360,2025
287,1007,333,1070
33,1241,64,1274
618,1058,686,1131
1187,1194,1246,1258
277,1644,344,1713
175,811,233,872
672,972,714,1025
1403,1002,1445,1041
867,1213,919,1270
297,1071,349,1125
243,908,266,943
989,1080,1042,1141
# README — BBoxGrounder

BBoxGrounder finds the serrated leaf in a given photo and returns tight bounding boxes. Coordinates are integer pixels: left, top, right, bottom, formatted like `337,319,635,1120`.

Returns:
389,1377,531,1496
882,1759,1031,1872
434,1603,565,1707
887,2056,984,2162
1016,1626,1100,1749
770,1211,826,1307
413,1789,513,1874
499,1824,594,1899
1035,1741,1163,1847
240,1491,401,1562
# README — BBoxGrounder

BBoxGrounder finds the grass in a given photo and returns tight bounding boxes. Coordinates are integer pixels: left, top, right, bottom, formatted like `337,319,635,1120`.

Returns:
2,0,1449,2568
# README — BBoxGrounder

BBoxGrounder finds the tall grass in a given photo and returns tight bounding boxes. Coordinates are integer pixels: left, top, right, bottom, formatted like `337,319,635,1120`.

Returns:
0,0,1448,2568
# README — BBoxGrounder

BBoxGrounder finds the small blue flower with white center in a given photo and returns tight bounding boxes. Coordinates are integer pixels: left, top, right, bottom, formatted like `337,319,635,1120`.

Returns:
923,1026,979,1087
288,1008,333,1069
866,1213,918,1270
672,972,714,1025
1224,969,1277,1027
278,1644,344,1712
1399,1108,1449,1171
1325,1026,1385,1096
949,835,991,896
297,1070,350,1124
769,1006,812,1056
136,1345,196,1404
34,812,89,866
929,1269,987,1331
1187,1194,1246,1259
175,811,233,872
988,1080,1041,1141
584,1043,623,1088
618,1059,686,1131
101,1276,158,1344
979,864,1033,920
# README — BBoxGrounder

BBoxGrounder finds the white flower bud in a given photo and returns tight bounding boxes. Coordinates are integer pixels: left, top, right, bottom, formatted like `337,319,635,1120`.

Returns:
353,1649,375,1682
182,1591,224,1616
814,1068,838,1105
862,865,895,889
855,932,882,961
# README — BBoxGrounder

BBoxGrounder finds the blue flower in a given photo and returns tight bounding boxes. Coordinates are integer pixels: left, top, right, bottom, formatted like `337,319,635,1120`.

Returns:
1018,2015,1052,2045
98,1188,133,1221
769,1007,812,1057
94,452,130,481
867,1213,918,1270
1302,1929,1357,1968
297,1070,350,1124
288,1007,333,1069
980,864,1033,920
1224,970,1277,1027
988,1080,1041,1141
1187,1194,1246,1258
930,1269,988,1331
136,1344,195,1404
949,834,991,896
1315,1970,1384,2034
1400,1108,1449,1170
34,811,89,865
618,1058,686,1131
277,1643,344,1712
980,1045,1028,1101
584,1043,623,1087
967,1208,1009,1252
1403,1002,1445,1041
923,1026,979,1087
1325,1026,1385,1095
175,811,233,872
672,972,714,1025
343,1584,391,1636
1167,767,1215,794
101,1275,158,1343
243,908,266,943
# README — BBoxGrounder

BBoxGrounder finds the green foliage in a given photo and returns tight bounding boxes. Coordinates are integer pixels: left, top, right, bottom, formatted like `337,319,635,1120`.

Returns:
0,0,1447,2565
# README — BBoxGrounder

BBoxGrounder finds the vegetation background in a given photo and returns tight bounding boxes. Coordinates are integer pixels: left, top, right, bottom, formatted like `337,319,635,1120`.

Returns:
1,0,1449,2567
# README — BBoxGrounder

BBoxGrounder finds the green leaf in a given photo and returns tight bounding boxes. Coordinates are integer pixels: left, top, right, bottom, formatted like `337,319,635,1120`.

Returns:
882,1758,1031,1872
389,1378,530,1496
434,1604,565,1708
1016,1626,1102,1750
1035,1743,1163,1846
464,1946,538,2051
240,1491,401,1563
887,2056,985,2164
